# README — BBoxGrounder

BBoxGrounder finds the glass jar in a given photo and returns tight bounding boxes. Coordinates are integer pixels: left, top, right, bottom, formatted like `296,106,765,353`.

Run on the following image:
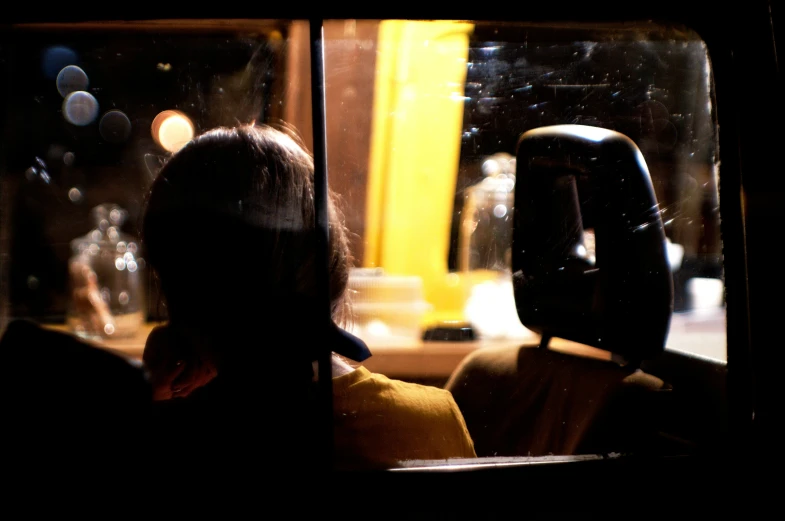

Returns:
458,152,516,273
66,203,146,340
458,153,537,339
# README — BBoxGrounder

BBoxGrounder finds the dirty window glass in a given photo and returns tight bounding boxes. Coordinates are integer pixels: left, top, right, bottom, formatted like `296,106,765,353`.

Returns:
322,21,724,369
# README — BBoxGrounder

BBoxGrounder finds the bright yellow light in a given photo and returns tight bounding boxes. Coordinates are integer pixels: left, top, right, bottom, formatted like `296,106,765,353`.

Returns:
152,110,194,153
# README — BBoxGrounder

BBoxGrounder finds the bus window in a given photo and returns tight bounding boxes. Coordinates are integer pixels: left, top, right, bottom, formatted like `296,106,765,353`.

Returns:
0,18,729,468
314,20,725,370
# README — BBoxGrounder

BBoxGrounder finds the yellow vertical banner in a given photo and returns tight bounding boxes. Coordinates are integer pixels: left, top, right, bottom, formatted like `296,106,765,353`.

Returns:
365,20,475,324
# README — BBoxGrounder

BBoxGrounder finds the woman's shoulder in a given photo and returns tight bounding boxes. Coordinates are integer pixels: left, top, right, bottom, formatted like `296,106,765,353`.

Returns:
340,367,460,417
333,367,477,462
374,372,453,399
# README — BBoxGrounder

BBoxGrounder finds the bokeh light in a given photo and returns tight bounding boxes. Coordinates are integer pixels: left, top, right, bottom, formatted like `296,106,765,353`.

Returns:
56,65,89,98
42,46,77,79
62,91,99,126
99,110,132,143
152,110,194,153
68,187,83,203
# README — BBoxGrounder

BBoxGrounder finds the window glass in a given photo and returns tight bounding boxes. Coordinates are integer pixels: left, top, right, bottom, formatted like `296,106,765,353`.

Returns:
0,19,727,468
322,21,725,370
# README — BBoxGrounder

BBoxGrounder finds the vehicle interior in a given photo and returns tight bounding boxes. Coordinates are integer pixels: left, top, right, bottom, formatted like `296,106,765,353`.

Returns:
1,2,780,514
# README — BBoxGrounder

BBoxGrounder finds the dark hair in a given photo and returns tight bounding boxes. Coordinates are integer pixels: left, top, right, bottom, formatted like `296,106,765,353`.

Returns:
142,124,352,334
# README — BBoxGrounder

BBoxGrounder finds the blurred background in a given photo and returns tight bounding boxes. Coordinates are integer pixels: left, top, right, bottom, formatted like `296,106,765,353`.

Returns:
0,19,724,360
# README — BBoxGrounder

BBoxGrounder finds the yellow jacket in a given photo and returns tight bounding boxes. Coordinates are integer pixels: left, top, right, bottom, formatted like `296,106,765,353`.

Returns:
332,366,476,470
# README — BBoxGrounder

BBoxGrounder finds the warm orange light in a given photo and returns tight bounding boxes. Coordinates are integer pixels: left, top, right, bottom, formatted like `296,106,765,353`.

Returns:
151,110,194,153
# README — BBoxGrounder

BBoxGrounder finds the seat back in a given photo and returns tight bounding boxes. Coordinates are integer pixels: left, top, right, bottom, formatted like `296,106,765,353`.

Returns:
2,319,153,476
446,125,673,456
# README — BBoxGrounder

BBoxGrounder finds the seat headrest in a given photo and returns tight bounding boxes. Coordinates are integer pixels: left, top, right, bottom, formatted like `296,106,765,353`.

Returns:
513,125,673,361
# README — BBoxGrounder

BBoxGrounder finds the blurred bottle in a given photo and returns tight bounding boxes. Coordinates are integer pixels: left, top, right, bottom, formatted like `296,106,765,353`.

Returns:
66,204,145,340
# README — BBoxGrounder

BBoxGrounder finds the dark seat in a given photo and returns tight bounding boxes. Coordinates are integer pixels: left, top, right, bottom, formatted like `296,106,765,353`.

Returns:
1,319,153,478
446,125,674,457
